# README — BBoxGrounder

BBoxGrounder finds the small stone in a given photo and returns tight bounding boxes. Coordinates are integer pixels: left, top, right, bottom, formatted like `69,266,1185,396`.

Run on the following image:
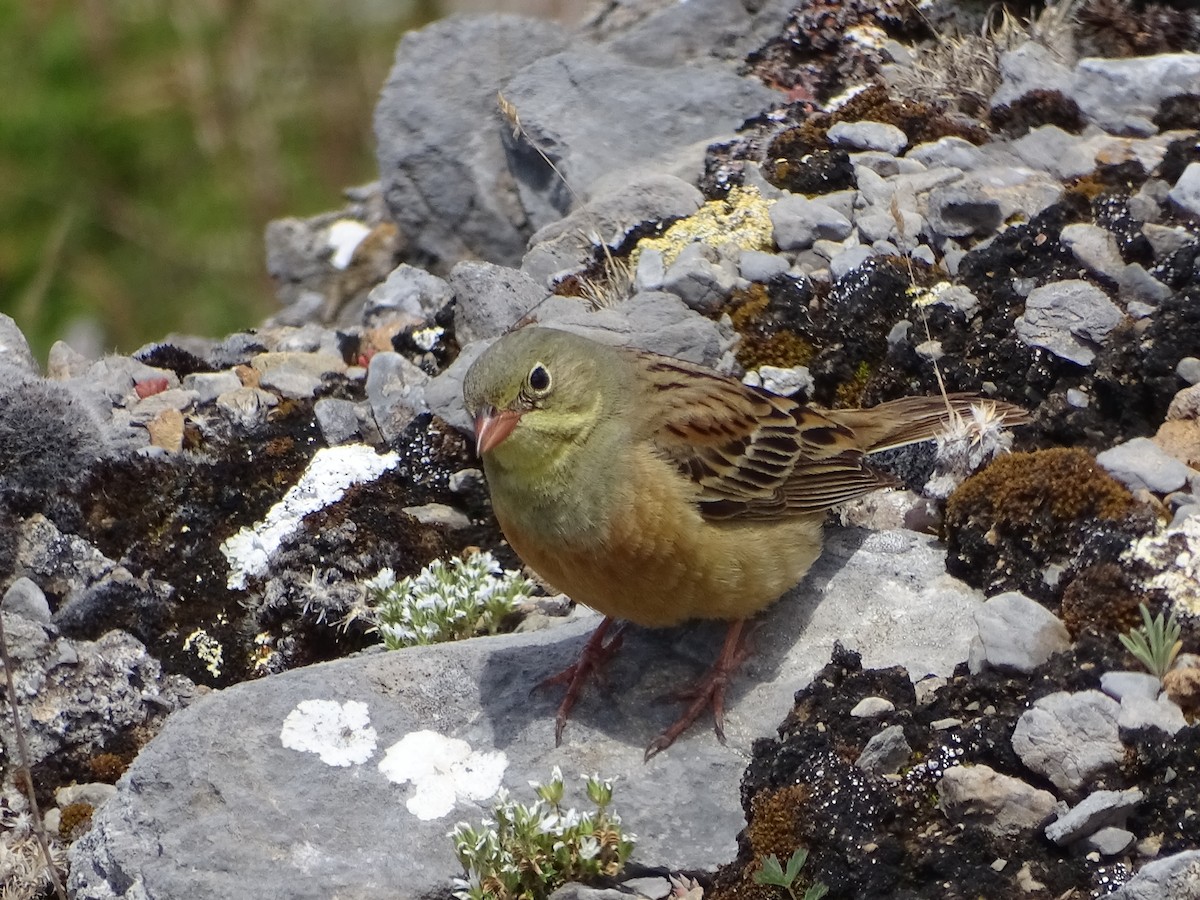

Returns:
851,696,895,718
1012,690,1123,793
2,577,52,624
1045,788,1142,846
252,351,345,400
182,371,242,405
661,243,737,315
914,675,946,705
365,264,452,320
770,195,853,251
1015,279,1123,367
402,504,471,530
936,764,1057,837
1085,827,1135,857
828,120,908,155
855,724,911,776
1177,357,1200,386
925,184,1002,239
1097,437,1194,494
1067,388,1090,408
737,249,789,283
1118,264,1172,306
1100,671,1162,703
313,397,363,446
1163,666,1200,716
968,591,1070,674
1108,850,1200,900
1059,223,1125,283
56,782,118,809
448,469,484,494
744,365,813,398
145,408,185,452
634,247,666,293
216,387,279,429
366,351,429,444
1169,163,1200,218
1117,694,1186,736
830,245,874,280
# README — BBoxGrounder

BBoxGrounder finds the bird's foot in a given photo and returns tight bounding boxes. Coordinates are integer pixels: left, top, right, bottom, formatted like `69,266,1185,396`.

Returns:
536,617,627,746
645,619,750,761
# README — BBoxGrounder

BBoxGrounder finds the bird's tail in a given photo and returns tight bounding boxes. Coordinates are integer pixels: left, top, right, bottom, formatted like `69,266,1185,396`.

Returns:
824,393,1031,454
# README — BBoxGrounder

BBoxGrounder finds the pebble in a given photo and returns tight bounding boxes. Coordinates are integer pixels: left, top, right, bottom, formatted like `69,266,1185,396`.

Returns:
1044,788,1143,846
968,591,1070,675
937,764,1057,837
769,195,853,251
851,696,895,718
1097,436,1195,494
1015,279,1123,367
182,371,243,405
737,249,789,283
1177,357,1200,386
2,577,52,624
828,120,908,155
1059,223,1125,283
1011,690,1123,792
661,243,738,315
855,724,912,776
1168,163,1200,219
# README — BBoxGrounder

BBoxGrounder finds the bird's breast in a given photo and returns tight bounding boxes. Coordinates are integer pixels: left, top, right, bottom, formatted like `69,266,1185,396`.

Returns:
492,447,825,627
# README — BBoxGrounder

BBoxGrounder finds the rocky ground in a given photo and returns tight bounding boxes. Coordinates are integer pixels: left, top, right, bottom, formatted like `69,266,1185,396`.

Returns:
3,0,1200,897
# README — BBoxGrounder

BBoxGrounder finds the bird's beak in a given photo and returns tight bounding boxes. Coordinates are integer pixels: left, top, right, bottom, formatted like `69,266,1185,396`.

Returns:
473,406,522,456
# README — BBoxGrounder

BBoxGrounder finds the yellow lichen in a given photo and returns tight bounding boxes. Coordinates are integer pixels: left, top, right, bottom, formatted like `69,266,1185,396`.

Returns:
631,185,775,270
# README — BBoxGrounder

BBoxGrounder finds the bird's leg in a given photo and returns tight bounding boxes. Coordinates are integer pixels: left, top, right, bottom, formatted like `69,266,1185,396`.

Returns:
536,616,627,746
645,619,750,761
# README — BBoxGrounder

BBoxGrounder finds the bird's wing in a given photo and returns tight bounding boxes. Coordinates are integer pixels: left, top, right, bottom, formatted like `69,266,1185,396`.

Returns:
629,352,895,521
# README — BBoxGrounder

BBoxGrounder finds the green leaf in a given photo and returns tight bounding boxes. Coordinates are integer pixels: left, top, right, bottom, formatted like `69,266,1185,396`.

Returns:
783,847,809,883
753,854,788,886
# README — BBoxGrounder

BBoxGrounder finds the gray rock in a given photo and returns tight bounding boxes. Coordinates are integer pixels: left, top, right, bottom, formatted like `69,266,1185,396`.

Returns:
1072,54,1200,136
0,614,192,770
252,351,345,400
601,0,794,68
365,352,429,444
1108,850,1200,900
829,245,875,280
1011,691,1123,793
313,397,365,446
661,243,738,315
1117,693,1187,736
69,529,991,900
828,121,908,155
374,15,571,269
1100,670,1163,704
770,196,853,250
181,370,242,405
855,724,912,776
1097,437,1195,494
991,42,1074,109
925,184,1002,239
1169,162,1200,220
1015,279,1124,366
1118,263,1173,306
523,174,703,287
1178,357,1200,386
1059,223,1125,283
1142,223,1196,260
0,312,38,376
737,249,790,283
850,696,895,718
967,591,1070,675
1044,788,1143,846
908,137,987,172
936,764,1058,837
450,261,548,345
634,247,667,293
215,387,279,430
57,782,119,809
1011,126,1097,182
743,365,813,398
2,577,52,624
499,45,777,236
402,503,471,530
365,264,453,321
1084,827,1135,857
933,284,979,318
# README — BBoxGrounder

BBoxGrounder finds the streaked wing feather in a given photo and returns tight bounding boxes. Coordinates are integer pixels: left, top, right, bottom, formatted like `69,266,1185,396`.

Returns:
631,351,891,521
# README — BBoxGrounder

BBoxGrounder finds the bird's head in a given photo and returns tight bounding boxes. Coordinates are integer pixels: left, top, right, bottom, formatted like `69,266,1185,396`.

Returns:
462,327,620,474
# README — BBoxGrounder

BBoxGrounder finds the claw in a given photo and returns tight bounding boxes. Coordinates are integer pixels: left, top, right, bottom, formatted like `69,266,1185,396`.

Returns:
536,617,626,746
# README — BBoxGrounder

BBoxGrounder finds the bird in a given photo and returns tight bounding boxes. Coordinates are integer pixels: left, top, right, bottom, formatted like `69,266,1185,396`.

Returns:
462,325,1028,758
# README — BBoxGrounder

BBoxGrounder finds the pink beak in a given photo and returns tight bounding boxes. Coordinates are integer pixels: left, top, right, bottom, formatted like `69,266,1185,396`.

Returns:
473,407,522,456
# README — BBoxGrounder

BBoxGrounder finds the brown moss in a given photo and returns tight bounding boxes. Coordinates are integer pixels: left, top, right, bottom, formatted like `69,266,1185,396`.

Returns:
59,801,94,840
729,284,816,370
947,448,1134,526
827,83,988,146
708,784,814,900
88,752,129,783
990,89,1086,138
1060,562,1147,639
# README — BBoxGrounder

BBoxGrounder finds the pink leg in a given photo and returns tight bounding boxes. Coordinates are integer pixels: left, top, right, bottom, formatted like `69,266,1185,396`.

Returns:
644,619,750,761
537,617,627,746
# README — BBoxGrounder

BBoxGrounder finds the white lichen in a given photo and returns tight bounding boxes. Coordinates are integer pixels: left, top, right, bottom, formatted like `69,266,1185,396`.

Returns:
279,699,378,767
378,730,507,821
326,219,371,270
182,628,224,678
221,444,399,589
1125,516,1200,616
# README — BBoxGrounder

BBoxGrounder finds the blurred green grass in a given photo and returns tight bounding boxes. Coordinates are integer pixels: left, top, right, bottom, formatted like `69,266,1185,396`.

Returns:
0,0,439,362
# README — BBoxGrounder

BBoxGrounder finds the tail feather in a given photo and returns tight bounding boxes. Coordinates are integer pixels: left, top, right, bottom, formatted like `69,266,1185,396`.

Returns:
825,394,1031,454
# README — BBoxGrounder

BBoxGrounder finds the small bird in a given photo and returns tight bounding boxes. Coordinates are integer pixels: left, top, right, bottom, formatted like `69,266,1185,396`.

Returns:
463,326,1026,758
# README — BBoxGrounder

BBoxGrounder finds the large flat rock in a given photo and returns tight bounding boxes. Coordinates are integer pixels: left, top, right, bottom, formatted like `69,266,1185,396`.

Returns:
70,528,985,899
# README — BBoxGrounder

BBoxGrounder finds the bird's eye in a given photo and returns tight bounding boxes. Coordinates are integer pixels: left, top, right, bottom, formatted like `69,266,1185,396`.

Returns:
527,362,552,396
